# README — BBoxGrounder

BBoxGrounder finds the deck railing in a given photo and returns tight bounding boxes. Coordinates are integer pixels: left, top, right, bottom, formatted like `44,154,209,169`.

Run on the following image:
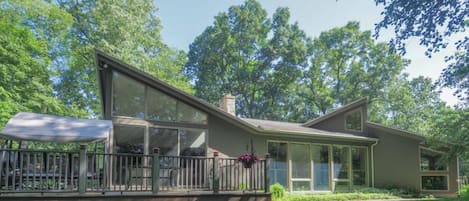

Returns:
0,146,270,195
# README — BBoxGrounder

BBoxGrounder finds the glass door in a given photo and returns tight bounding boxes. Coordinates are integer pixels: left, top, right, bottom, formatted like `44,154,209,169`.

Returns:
312,145,330,191
289,143,311,191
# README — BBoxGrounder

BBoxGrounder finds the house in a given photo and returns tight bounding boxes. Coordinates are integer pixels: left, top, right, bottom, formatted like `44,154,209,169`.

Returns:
94,50,459,196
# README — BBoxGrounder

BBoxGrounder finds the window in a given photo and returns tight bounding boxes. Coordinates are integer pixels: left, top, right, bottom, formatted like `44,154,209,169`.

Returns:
147,88,177,121
420,148,447,171
268,142,287,187
420,148,449,191
351,147,367,186
421,176,448,190
312,145,330,191
179,129,206,156
112,72,145,118
111,71,208,124
177,101,208,124
114,125,145,154
148,128,178,156
290,143,311,191
333,146,350,180
345,110,362,131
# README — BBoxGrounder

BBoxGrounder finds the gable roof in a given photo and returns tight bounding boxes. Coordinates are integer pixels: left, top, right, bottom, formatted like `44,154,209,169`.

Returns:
366,121,426,141
243,118,378,142
94,50,377,143
95,50,260,134
303,98,367,127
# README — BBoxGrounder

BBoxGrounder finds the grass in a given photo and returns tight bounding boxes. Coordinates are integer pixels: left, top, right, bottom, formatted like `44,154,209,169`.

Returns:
413,185,469,201
277,188,408,201
275,186,469,201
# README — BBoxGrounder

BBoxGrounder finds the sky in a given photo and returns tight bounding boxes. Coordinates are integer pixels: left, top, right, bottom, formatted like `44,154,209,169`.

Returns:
154,0,461,106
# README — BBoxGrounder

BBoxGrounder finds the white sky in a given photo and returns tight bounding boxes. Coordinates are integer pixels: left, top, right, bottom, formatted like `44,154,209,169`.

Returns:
155,0,463,106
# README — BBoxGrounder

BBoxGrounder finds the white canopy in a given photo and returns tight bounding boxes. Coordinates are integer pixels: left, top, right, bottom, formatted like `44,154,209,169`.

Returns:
0,112,112,143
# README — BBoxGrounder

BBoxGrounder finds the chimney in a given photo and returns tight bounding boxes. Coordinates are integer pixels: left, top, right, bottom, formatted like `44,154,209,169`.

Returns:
219,93,236,116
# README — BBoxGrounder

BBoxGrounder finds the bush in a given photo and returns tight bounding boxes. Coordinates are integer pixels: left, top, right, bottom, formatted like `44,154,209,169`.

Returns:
270,183,286,201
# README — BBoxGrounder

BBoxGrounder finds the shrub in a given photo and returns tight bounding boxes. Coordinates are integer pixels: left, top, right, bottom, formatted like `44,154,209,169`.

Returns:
270,183,286,201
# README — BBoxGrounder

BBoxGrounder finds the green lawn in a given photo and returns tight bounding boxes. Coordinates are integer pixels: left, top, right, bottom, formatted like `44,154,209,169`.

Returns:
274,185,469,201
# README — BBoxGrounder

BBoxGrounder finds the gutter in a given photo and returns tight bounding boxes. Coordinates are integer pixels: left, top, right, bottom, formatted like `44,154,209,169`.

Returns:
371,140,378,188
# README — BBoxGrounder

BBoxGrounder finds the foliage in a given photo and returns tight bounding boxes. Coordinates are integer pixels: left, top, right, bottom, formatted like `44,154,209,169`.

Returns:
237,153,260,163
0,0,192,122
185,0,310,120
270,183,286,201
418,185,469,201
430,107,469,158
280,188,403,201
52,0,192,116
374,0,469,103
0,0,86,130
299,21,408,122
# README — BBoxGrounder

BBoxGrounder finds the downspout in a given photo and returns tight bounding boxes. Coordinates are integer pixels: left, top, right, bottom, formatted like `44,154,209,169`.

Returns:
371,140,378,188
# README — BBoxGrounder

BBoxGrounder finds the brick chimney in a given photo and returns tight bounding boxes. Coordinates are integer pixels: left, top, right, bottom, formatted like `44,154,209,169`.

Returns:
219,93,236,116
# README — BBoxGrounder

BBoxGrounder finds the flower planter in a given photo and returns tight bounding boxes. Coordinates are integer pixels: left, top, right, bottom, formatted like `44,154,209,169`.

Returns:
242,160,253,168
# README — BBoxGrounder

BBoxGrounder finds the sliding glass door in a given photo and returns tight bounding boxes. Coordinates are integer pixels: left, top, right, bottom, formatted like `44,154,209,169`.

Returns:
268,142,287,187
290,143,311,191
312,145,330,191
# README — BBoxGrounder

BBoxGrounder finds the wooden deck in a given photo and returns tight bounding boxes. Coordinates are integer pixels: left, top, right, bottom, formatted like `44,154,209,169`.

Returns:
0,148,271,200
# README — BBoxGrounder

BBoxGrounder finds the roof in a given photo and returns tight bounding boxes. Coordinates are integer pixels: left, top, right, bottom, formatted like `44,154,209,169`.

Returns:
243,118,378,142
303,98,367,127
95,50,260,133
366,121,426,141
0,112,112,142
95,50,377,143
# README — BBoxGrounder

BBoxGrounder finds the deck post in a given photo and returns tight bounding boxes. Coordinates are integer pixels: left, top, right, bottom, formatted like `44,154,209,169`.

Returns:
152,147,160,194
212,151,219,193
79,144,87,195
264,153,270,193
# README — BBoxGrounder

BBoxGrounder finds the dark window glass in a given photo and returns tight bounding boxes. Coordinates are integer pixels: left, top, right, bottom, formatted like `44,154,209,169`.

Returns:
114,125,144,154
268,142,287,187
112,72,145,118
148,128,178,156
333,146,349,180
421,176,448,190
352,147,367,186
312,145,329,191
146,88,176,121
177,101,208,124
420,149,447,171
290,143,310,179
179,129,206,157
345,110,362,131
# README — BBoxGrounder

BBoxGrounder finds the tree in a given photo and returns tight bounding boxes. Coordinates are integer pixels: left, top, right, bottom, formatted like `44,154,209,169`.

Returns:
0,1,86,129
51,0,192,116
372,76,445,134
374,0,469,163
185,0,310,120
374,0,469,102
299,22,407,120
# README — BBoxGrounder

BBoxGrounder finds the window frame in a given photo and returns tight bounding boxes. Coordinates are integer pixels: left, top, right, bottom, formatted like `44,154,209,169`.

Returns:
266,140,369,193
110,70,208,125
344,108,363,132
418,147,450,192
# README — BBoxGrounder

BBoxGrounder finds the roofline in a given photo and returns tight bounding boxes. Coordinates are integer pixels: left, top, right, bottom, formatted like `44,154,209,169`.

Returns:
303,98,368,127
94,50,377,143
366,121,426,141
258,129,379,143
94,50,261,133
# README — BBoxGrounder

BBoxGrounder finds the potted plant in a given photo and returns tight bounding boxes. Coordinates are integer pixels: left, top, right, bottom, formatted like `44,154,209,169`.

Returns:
237,139,259,168
237,153,259,168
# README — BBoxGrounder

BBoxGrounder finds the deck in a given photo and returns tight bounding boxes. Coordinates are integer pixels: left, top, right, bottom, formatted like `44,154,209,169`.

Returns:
0,146,270,200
